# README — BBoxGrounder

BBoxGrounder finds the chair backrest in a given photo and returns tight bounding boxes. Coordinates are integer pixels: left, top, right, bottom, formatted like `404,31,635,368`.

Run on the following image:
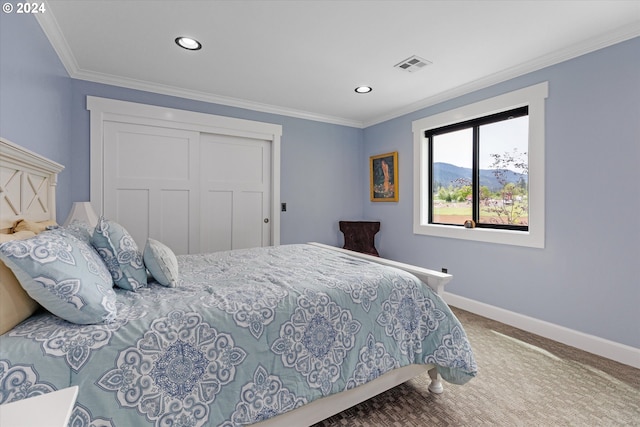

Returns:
339,221,380,256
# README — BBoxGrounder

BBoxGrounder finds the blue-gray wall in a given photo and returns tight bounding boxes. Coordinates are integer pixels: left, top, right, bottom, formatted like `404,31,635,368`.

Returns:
1,13,638,349
363,37,640,348
0,11,73,219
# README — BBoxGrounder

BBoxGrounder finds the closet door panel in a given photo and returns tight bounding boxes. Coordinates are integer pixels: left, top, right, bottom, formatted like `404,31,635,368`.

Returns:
112,131,190,180
201,191,233,253
114,188,149,249
90,97,282,249
103,122,200,254
234,191,264,250
101,119,274,254
159,190,190,255
200,133,271,250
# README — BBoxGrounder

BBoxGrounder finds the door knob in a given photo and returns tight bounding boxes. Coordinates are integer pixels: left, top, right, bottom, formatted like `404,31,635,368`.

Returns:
264,218,269,223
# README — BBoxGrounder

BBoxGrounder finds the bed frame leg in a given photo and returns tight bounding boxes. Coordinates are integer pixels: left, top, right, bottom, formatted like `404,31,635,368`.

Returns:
427,367,444,394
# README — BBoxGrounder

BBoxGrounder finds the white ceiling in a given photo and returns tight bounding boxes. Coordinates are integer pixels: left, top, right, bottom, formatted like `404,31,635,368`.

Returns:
37,1,640,128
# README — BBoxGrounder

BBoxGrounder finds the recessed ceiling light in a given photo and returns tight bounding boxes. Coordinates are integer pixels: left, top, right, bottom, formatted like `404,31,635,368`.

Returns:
175,36,202,51
355,86,373,94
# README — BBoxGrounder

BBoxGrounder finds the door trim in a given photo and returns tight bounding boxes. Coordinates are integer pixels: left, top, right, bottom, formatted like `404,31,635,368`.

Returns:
87,96,282,245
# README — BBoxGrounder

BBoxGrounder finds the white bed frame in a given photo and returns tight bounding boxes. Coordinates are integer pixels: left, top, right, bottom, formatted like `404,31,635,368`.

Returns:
0,138,63,230
0,137,451,427
308,242,452,296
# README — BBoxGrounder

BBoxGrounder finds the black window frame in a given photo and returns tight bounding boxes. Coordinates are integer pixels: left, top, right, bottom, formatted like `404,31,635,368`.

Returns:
425,106,529,231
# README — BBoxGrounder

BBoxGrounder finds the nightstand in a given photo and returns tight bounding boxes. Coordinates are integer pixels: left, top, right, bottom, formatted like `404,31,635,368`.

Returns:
0,386,78,427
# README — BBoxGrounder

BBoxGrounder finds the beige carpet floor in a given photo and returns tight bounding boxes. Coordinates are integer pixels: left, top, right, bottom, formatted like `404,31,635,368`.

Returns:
312,307,640,426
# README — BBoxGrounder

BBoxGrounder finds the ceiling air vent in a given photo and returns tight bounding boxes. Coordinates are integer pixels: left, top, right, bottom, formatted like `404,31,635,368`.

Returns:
394,55,432,72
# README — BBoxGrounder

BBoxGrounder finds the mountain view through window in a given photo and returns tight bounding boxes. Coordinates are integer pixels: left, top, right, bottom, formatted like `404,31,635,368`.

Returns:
429,108,529,230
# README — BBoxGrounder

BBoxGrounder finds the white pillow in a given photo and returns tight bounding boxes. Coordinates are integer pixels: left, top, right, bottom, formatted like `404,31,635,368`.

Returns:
143,238,179,287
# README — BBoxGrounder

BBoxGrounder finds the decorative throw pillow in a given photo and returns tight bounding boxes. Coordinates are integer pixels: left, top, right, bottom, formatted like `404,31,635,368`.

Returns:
0,230,117,325
91,217,147,291
60,219,94,245
0,231,39,335
0,259,40,334
143,238,180,287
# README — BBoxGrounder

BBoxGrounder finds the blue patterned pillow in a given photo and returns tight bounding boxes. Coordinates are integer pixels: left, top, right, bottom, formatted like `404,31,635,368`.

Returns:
143,238,179,287
91,217,147,291
60,219,94,245
0,230,117,324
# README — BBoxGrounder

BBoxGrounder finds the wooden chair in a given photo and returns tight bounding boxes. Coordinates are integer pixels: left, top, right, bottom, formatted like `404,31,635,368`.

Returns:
339,221,380,256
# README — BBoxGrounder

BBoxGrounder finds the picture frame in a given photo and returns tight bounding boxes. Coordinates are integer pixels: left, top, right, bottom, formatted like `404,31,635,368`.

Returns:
370,151,398,202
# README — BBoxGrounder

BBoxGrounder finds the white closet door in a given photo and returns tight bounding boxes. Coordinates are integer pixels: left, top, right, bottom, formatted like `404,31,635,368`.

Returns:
200,133,271,252
103,121,200,255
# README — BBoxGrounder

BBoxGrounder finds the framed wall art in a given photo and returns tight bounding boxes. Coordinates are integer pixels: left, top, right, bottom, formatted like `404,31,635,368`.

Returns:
370,151,398,202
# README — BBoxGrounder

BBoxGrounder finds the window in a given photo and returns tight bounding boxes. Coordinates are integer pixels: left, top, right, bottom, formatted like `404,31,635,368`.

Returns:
412,82,548,248
428,106,529,230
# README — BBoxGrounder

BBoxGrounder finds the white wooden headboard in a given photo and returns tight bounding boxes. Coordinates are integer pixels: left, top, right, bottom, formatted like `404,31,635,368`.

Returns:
0,137,64,231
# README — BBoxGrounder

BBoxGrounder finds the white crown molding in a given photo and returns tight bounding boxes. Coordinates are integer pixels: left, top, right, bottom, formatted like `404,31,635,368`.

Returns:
73,68,364,128
363,22,640,127
36,4,639,130
34,3,80,76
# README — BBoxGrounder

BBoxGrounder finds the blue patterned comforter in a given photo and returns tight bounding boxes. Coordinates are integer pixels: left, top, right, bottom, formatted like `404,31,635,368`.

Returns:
0,244,476,426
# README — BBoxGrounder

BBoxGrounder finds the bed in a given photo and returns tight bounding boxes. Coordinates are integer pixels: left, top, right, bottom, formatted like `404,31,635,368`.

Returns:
0,137,477,426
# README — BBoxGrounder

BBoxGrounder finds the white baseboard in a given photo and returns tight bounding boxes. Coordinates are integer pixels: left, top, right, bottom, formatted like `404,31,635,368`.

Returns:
443,292,640,369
